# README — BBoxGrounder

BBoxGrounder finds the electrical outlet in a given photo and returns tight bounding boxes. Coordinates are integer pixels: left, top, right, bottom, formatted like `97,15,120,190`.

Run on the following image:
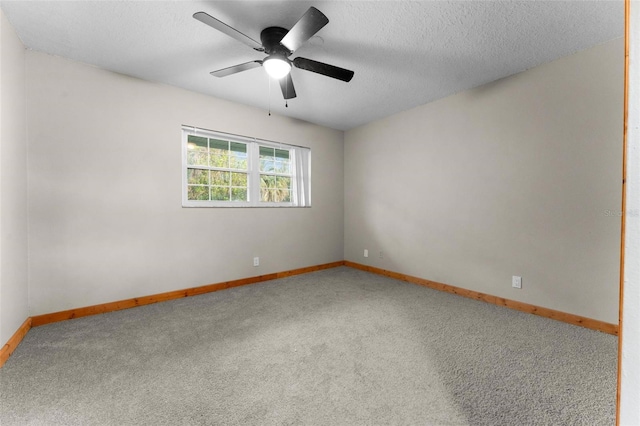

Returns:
379,251,383,259
512,276,522,289
253,257,260,267
364,249,369,258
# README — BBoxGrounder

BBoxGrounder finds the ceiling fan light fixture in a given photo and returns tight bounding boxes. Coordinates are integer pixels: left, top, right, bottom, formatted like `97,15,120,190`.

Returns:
263,55,291,79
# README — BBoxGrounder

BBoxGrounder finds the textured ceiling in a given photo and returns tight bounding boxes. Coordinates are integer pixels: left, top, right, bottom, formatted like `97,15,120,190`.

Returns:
1,1,624,130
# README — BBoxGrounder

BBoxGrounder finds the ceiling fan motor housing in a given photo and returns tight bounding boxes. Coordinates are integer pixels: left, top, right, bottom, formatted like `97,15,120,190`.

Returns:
260,27,292,56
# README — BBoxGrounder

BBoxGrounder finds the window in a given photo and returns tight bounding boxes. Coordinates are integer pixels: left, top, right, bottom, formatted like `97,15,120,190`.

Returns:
182,126,311,207
259,146,291,203
185,136,249,202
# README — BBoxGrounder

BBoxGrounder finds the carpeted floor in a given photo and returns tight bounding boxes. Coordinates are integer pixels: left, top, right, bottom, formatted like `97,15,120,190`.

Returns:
0,267,617,425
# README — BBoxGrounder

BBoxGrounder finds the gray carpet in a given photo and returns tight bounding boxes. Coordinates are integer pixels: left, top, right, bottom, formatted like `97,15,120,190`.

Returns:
0,267,617,425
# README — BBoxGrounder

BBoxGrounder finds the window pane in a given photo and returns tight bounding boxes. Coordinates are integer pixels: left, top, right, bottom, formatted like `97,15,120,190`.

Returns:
276,176,291,190
275,159,291,174
230,142,247,154
261,188,290,203
275,149,289,159
260,175,276,189
279,190,291,203
187,151,208,166
187,169,209,185
210,153,229,168
259,146,275,172
259,146,274,157
209,139,228,153
187,185,209,200
230,152,248,170
187,135,207,151
231,188,247,201
231,172,247,187
210,170,230,185
211,187,230,201
209,139,229,168
260,174,291,203
260,159,275,172
272,175,291,203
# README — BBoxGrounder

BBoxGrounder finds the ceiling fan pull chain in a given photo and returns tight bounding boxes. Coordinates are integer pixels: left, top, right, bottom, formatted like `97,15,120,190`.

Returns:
268,76,272,116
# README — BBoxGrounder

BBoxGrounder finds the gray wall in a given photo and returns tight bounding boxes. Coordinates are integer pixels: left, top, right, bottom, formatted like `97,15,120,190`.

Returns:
2,31,624,335
26,51,344,316
344,38,623,324
0,10,28,345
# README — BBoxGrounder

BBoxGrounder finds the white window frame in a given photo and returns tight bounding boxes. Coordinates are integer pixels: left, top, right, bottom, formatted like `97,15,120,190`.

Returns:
182,126,311,208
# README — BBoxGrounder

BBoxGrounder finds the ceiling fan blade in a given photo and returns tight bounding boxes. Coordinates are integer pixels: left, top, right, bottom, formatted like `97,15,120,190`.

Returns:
293,57,354,82
194,11,264,51
210,61,262,77
279,74,297,99
280,7,329,53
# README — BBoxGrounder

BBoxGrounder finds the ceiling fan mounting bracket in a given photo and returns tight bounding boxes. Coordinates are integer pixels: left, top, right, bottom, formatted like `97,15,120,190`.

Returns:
260,27,291,56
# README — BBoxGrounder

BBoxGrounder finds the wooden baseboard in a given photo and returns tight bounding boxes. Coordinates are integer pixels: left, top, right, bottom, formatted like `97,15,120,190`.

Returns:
345,261,619,335
3,258,616,369
31,261,345,327
0,317,32,368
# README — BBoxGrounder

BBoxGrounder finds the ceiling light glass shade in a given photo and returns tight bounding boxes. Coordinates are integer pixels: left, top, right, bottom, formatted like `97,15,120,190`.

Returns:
263,55,291,79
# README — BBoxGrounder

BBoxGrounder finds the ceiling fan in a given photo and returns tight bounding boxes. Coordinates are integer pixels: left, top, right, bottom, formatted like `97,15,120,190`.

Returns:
193,7,354,100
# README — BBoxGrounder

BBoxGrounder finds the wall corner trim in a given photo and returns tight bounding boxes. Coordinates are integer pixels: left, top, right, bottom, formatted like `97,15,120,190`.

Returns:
0,318,33,368
344,261,619,336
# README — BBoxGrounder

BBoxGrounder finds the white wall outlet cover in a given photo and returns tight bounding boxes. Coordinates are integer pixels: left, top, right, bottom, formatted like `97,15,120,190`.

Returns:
253,257,259,266
512,276,522,289
364,249,369,257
